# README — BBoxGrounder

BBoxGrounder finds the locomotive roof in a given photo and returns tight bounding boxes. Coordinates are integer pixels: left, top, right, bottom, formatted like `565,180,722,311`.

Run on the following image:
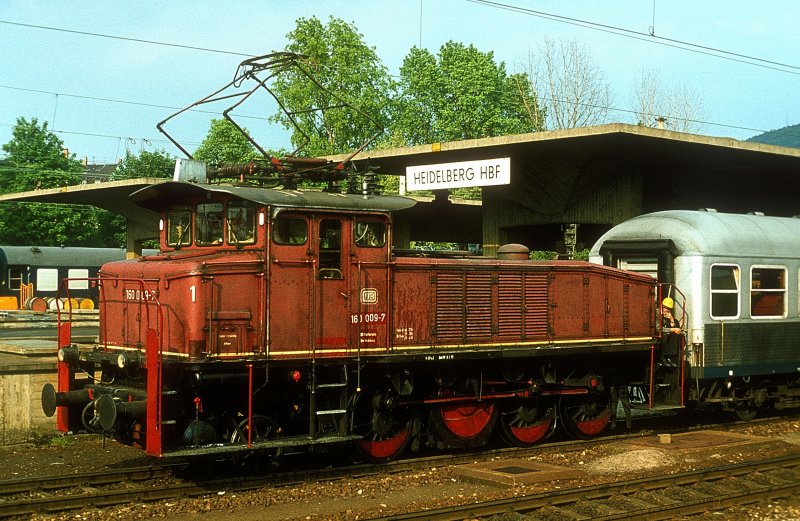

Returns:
591,210,800,259
0,246,142,267
129,181,417,213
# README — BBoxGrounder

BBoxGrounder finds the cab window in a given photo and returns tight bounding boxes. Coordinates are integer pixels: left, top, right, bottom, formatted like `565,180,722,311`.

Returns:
196,202,225,246
354,220,386,248
227,202,256,245
750,266,786,318
319,219,342,279
167,207,192,247
272,216,308,245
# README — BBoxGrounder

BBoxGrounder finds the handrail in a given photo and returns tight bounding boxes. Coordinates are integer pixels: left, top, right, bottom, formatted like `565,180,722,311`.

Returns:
57,276,166,456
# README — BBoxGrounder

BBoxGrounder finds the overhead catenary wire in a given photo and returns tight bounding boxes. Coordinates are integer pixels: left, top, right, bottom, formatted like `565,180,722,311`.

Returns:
0,11,797,152
465,0,800,76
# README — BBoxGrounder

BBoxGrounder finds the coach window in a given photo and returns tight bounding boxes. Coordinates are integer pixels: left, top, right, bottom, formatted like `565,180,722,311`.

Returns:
7,267,24,291
354,220,386,248
36,268,59,292
272,216,308,245
227,202,256,245
67,269,89,290
318,219,342,279
167,207,192,247
710,264,740,319
197,202,225,246
750,266,787,318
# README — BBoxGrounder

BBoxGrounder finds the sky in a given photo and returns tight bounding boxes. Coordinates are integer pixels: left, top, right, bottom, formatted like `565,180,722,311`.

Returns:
1,0,799,165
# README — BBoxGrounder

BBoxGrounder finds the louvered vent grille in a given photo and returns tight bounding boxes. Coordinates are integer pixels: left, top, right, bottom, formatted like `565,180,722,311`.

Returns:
524,272,550,339
498,274,523,339
465,272,492,341
434,273,465,343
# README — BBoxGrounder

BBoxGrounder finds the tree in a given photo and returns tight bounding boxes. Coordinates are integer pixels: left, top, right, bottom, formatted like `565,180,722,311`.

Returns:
520,37,612,130
1,117,82,171
393,42,543,145
93,149,178,247
631,69,706,133
0,117,105,246
270,16,396,157
193,119,259,165
112,149,175,180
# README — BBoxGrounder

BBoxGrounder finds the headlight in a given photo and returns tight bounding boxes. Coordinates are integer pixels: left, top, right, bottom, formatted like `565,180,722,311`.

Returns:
116,354,127,369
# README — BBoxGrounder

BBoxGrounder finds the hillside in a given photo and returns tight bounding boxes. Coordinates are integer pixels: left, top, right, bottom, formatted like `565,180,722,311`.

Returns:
747,123,800,148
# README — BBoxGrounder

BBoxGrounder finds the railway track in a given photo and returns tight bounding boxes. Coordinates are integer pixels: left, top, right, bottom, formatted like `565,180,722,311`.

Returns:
0,415,794,519
373,454,800,521
0,433,627,518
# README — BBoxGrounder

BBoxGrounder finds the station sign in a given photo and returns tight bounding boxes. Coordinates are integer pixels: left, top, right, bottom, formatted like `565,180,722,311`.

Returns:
405,157,510,191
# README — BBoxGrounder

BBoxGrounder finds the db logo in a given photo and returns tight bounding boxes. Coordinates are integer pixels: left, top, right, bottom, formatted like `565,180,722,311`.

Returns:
360,288,378,305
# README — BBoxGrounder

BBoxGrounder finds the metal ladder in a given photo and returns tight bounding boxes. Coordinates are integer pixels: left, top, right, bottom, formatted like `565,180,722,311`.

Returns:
309,363,349,437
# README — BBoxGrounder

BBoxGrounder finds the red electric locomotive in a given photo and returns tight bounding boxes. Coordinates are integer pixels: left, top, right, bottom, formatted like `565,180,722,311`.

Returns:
42,162,664,461
41,52,668,462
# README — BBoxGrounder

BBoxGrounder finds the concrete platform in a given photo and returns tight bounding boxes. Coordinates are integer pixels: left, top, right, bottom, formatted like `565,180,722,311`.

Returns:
454,459,585,486
624,430,769,451
0,339,58,356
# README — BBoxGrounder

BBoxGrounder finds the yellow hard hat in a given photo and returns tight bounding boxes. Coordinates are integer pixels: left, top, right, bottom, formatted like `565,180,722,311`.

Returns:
662,297,674,309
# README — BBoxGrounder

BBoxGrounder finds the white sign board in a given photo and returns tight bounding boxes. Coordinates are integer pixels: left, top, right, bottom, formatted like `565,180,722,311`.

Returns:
405,157,510,191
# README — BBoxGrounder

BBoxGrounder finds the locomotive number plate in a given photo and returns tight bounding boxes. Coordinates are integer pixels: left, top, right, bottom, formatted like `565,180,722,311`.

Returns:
124,288,157,301
350,312,387,324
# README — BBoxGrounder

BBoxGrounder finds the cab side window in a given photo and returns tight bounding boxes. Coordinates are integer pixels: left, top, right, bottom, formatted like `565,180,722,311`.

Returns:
354,220,386,248
319,219,342,279
272,216,308,245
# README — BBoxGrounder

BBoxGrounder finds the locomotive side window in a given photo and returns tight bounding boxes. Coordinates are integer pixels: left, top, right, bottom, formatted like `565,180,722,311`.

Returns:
197,202,225,246
750,266,787,318
354,220,386,248
319,219,342,279
710,264,740,319
167,208,192,247
273,216,308,245
227,202,256,245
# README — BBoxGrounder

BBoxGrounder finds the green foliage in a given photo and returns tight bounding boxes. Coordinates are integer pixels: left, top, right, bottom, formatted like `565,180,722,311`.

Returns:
0,121,172,247
1,117,82,171
392,42,544,146
271,16,395,157
112,149,175,179
193,119,259,165
529,250,558,260
0,201,104,246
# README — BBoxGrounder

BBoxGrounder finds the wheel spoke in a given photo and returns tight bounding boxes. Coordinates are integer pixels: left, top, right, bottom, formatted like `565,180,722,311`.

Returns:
500,401,555,447
560,394,611,439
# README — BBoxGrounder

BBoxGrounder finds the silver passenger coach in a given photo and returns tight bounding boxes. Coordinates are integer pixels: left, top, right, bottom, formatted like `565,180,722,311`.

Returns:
590,209,800,418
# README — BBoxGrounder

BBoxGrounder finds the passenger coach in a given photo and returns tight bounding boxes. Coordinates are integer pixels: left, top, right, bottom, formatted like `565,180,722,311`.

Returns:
590,209,800,419
0,246,141,311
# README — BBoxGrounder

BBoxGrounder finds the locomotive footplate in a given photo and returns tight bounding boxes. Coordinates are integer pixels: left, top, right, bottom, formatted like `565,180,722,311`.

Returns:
161,433,364,458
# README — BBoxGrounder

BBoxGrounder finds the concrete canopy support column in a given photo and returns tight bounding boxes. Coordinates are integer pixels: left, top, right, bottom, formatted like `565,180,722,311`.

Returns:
125,216,159,258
